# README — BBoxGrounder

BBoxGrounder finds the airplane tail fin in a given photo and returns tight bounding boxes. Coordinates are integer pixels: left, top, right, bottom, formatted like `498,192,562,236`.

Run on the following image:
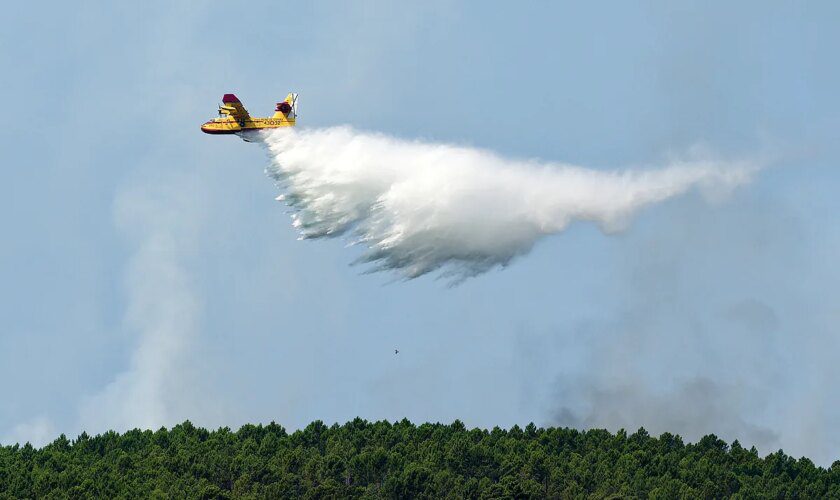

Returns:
273,92,298,122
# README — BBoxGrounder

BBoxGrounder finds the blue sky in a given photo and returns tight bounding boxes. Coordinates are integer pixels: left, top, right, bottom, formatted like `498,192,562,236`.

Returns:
1,1,838,464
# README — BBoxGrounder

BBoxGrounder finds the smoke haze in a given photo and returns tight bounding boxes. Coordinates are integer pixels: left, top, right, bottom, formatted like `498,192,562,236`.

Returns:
532,192,840,465
258,127,758,281
78,176,206,433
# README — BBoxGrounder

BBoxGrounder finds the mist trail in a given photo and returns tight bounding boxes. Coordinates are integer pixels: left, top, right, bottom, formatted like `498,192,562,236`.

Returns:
257,127,758,281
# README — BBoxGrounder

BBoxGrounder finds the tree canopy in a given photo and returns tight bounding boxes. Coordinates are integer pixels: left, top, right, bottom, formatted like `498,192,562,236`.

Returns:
1,419,838,499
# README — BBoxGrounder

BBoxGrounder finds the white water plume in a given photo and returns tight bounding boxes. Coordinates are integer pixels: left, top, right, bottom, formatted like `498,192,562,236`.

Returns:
257,127,758,281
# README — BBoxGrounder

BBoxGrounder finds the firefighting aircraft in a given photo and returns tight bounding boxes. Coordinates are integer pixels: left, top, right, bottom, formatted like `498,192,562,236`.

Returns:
201,92,297,135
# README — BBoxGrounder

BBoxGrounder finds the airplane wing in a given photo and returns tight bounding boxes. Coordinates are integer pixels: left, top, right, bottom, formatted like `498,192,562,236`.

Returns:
219,93,250,120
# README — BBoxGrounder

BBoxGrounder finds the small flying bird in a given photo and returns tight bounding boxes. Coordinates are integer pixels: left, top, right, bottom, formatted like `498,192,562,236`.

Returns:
395,349,399,354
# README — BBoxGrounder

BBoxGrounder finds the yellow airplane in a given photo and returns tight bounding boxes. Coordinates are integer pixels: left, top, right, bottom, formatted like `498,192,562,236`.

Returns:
201,92,297,135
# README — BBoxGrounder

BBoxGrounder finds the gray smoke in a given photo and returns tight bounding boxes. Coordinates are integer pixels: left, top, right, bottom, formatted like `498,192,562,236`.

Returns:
541,195,840,465
78,175,205,433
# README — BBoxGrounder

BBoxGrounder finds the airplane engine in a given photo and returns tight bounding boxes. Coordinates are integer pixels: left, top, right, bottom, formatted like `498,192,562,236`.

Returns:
276,102,292,114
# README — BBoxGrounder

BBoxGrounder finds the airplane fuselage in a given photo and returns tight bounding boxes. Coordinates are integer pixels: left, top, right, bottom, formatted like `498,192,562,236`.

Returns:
200,116,295,134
